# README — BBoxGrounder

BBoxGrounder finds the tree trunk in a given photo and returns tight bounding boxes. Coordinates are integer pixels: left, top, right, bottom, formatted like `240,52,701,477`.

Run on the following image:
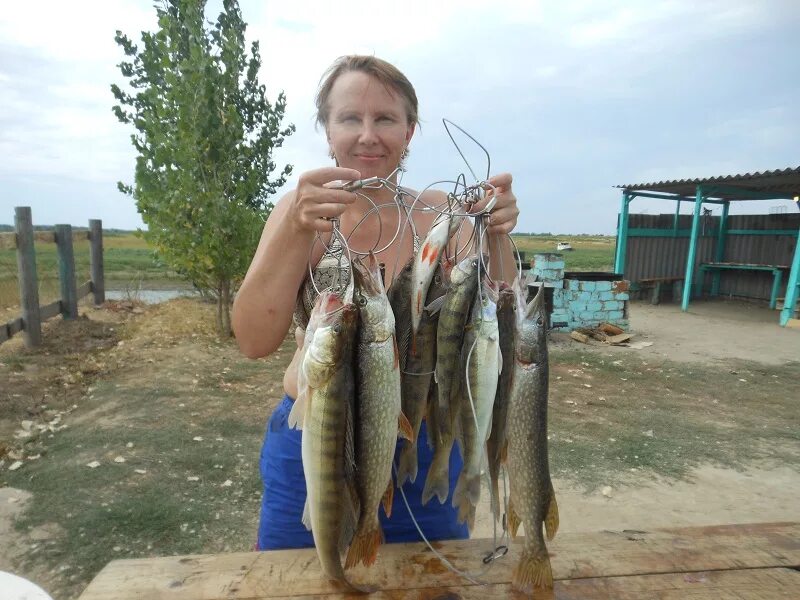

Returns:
215,281,224,336
221,278,232,337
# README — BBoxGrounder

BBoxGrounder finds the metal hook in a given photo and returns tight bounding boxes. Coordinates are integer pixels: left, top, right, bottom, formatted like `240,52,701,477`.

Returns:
482,545,509,564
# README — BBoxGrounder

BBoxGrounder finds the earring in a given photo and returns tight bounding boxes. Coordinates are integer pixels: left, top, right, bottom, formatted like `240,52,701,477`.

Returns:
328,148,335,159
401,147,409,160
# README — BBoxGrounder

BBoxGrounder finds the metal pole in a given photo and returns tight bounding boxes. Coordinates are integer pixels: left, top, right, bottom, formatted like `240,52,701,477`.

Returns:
780,227,800,326
711,201,729,296
682,186,704,311
89,219,105,305
613,191,631,275
14,206,42,346
673,200,681,236
55,224,78,319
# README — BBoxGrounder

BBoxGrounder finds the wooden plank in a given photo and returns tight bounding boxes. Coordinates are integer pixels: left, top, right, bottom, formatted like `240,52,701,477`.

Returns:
77,280,92,300
77,522,800,600
0,317,24,344
40,299,62,321
276,569,800,599
0,229,88,248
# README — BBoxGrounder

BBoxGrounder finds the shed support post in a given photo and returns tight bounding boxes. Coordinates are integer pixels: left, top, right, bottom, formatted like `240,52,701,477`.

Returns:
711,201,729,296
682,186,705,311
614,191,631,276
673,200,681,236
780,227,800,326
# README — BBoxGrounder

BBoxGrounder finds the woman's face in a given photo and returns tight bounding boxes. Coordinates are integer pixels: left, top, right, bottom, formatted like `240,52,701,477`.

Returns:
325,70,415,179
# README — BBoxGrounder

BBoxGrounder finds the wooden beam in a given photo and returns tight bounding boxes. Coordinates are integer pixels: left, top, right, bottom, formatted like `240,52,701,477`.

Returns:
55,224,78,319
40,299,62,321
15,206,41,347
89,219,105,304
77,522,800,600
0,317,24,344
77,280,92,300
0,229,89,249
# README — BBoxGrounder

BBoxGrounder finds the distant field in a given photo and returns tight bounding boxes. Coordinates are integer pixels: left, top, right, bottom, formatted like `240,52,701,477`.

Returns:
511,234,616,272
0,232,179,311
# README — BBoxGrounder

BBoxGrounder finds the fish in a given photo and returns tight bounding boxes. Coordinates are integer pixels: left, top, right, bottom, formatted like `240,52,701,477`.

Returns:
487,283,517,520
395,259,451,486
290,291,365,590
410,212,463,355
423,254,482,504
452,278,500,528
345,254,412,569
434,254,482,432
505,284,559,593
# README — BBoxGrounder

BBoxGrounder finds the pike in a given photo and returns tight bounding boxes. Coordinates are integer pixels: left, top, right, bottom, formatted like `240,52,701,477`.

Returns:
395,259,451,486
423,254,481,504
487,283,517,520
410,212,463,356
346,255,413,568
288,292,365,591
452,278,500,529
506,284,559,594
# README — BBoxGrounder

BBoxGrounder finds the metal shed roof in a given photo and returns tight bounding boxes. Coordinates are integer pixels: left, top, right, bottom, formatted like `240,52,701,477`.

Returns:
617,166,800,200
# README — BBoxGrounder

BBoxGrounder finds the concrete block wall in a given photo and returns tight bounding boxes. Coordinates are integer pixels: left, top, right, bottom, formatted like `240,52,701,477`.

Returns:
550,279,629,331
531,252,629,331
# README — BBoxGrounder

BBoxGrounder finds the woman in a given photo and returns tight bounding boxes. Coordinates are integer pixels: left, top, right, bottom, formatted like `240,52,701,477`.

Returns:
232,55,519,551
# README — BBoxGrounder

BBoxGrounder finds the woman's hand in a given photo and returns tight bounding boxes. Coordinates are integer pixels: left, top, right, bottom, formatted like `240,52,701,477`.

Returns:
469,172,519,236
290,167,362,233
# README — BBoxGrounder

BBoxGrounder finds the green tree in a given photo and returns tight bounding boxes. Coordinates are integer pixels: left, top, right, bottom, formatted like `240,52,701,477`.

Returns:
111,0,294,336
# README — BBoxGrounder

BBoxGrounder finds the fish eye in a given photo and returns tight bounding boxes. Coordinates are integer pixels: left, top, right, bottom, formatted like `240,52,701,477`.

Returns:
333,324,341,333
434,274,441,284
357,295,367,307
536,317,544,326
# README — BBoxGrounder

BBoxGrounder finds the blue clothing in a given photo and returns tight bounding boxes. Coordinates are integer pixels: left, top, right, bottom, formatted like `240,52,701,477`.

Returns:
257,394,469,550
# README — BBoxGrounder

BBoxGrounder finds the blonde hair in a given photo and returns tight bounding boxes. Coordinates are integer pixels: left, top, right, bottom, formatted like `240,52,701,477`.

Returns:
315,55,419,129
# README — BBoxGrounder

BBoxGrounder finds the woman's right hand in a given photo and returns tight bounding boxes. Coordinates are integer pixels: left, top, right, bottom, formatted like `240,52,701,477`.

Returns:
290,167,362,233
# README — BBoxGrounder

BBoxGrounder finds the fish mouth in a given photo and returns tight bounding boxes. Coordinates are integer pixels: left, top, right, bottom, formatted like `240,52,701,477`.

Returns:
525,284,545,319
352,254,383,296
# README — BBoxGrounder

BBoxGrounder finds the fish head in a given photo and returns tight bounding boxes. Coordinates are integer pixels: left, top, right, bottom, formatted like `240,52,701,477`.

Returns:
451,253,486,286
427,258,453,302
476,278,499,325
353,254,394,341
516,286,547,365
304,293,356,386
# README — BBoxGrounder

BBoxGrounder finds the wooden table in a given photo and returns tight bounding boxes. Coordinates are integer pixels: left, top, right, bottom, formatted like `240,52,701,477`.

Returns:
697,262,790,309
78,522,799,599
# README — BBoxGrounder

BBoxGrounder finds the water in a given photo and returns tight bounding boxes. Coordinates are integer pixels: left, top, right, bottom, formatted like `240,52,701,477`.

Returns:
105,289,198,304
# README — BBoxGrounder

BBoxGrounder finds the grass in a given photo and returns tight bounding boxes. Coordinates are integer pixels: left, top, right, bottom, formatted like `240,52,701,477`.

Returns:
547,348,800,490
0,232,181,310
511,234,616,272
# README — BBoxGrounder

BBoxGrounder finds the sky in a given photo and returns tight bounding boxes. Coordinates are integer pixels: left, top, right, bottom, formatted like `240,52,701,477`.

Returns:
1,0,798,234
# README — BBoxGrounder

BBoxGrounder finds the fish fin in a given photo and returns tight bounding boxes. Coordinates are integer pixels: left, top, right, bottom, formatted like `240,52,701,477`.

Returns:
489,458,501,522
500,440,508,464
301,497,311,531
456,498,476,531
344,523,384,569
424,295,446,315
339,480,359,554
507,495,521,539
397,411,414,442
512,547,554,593
497,344,503,375
421,439,452,505
545,486,560,540
287,393,306,430
381,478,394,518
396,441,418,486
392,334,400,369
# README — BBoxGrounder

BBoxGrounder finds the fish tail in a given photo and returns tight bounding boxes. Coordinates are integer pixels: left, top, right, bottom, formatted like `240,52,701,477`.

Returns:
545,485,560,540
453,472,481,511
344,520,384,569
512,547,554,593
396,440,418,486
421,443,452,505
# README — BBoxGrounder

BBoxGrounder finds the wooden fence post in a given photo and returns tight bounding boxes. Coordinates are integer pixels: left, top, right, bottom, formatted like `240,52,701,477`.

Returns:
89,219,105,305
15,206,42,347
55,224,78,319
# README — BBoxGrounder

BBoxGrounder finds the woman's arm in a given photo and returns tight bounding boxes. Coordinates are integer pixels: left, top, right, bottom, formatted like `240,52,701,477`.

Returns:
231,167,360,358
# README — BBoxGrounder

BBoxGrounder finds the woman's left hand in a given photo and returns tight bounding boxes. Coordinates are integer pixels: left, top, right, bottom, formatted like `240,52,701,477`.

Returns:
469,172,519,235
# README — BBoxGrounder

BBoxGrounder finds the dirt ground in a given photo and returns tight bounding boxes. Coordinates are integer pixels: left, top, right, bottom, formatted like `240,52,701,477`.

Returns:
1,297,798,598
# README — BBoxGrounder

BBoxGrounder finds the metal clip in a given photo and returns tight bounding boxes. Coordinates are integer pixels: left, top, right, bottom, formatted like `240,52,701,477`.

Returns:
340,177,382,192
482,545,508,564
